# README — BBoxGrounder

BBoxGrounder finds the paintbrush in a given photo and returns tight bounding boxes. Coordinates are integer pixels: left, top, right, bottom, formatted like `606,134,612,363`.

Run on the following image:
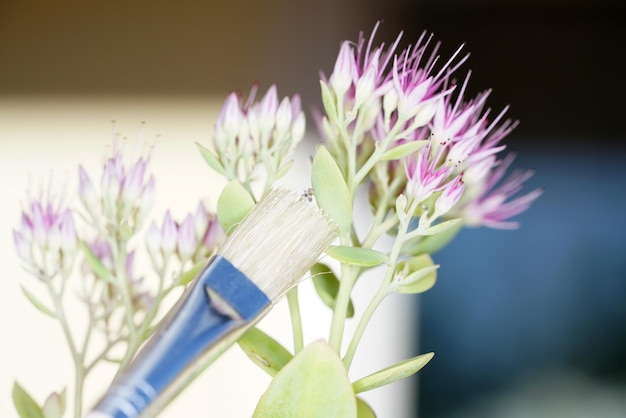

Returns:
86,188,337,418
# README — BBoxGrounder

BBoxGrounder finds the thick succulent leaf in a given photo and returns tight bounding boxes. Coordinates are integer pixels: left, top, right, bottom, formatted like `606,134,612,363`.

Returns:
352,352,434,393
20,286,55,318
196,142,226,175
356,397,377,418
239,327,293,377
325,246,388,267
12,382,44,418
216,180,255,235
311,263,354,318
380,140,427,161
253,340,357,418
41,389,66,418
311,145,352,234
394,254,438,294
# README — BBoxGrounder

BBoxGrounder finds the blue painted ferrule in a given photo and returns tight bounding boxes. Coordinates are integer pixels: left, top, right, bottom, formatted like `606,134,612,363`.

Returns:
91,255,271,418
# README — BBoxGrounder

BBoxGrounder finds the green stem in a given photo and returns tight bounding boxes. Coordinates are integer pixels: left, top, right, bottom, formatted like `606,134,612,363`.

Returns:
286,288,304,353
343,199,419,368
343,287,387,368
328,258,358,353
111,241,139,375
45,277,84,418
352,122,405,188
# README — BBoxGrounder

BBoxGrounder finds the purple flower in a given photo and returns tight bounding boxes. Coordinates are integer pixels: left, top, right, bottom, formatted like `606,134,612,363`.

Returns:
433,175,465,220
405,143,453,204
461,154,542,229
14,193,78,273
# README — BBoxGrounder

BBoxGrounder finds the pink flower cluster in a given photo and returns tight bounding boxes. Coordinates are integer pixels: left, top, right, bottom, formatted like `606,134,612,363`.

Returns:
13,194,77,274
326,24,541,228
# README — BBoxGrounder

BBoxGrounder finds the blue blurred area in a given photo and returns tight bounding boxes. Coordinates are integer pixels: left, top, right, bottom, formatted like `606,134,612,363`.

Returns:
418,144,626,416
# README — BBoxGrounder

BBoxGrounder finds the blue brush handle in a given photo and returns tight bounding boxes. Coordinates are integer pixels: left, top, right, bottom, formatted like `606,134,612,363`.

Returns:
90,256,270,418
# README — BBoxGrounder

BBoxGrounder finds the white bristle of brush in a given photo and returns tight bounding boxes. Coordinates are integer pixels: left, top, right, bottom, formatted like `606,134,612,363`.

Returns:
218,188,337,302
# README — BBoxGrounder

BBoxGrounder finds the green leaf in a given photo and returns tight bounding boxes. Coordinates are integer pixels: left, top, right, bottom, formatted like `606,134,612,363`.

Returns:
320,80,338,123
253,340,357,418
178,260,206,286
216,180,256,235
380,140,427,161
352,352,434,394
356,397,377,418
325,246,388,267
402,220,462,255
80,241,115,283
196,142,226,176
275,160,293,180
13,382,45,418
419,218,462,236
20,286,55,318
311,145,352,234
310,263,354,318
394,254,438,294
42,389,66,418
239,328,293,377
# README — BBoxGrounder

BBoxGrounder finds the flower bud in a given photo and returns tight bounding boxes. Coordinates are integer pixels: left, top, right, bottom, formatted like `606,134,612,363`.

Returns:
193,202,209,241
177,214,196,260
161,211,177,255
146,221,162,257
329,41,356,97
13,230,31,262
78,166,98,212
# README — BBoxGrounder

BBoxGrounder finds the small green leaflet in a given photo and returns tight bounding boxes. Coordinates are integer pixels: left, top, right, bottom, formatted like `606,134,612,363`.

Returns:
393,254,438,294
178,261,205,286
320,81,338,123
216,180,255,235
325,246,388,267
12,382,44,418
311,263,355,318
402,220,462,255
380,140,427,161
79,241,114,283
20,286,55,318
352,352,434,393
196,142,226,176
311,145,352,234
419,218,462,236
238,327,293,377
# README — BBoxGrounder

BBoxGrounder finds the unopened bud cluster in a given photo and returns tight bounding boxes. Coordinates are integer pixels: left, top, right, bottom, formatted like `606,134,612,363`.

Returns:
211,84,306,195
146,202,223,267
79,150,155,235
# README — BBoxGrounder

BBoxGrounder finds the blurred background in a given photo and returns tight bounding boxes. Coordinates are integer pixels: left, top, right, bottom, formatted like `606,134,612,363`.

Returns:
1,0,625,417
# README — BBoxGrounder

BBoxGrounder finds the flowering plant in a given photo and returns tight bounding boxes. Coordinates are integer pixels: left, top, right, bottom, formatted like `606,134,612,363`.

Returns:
12,23,540,417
